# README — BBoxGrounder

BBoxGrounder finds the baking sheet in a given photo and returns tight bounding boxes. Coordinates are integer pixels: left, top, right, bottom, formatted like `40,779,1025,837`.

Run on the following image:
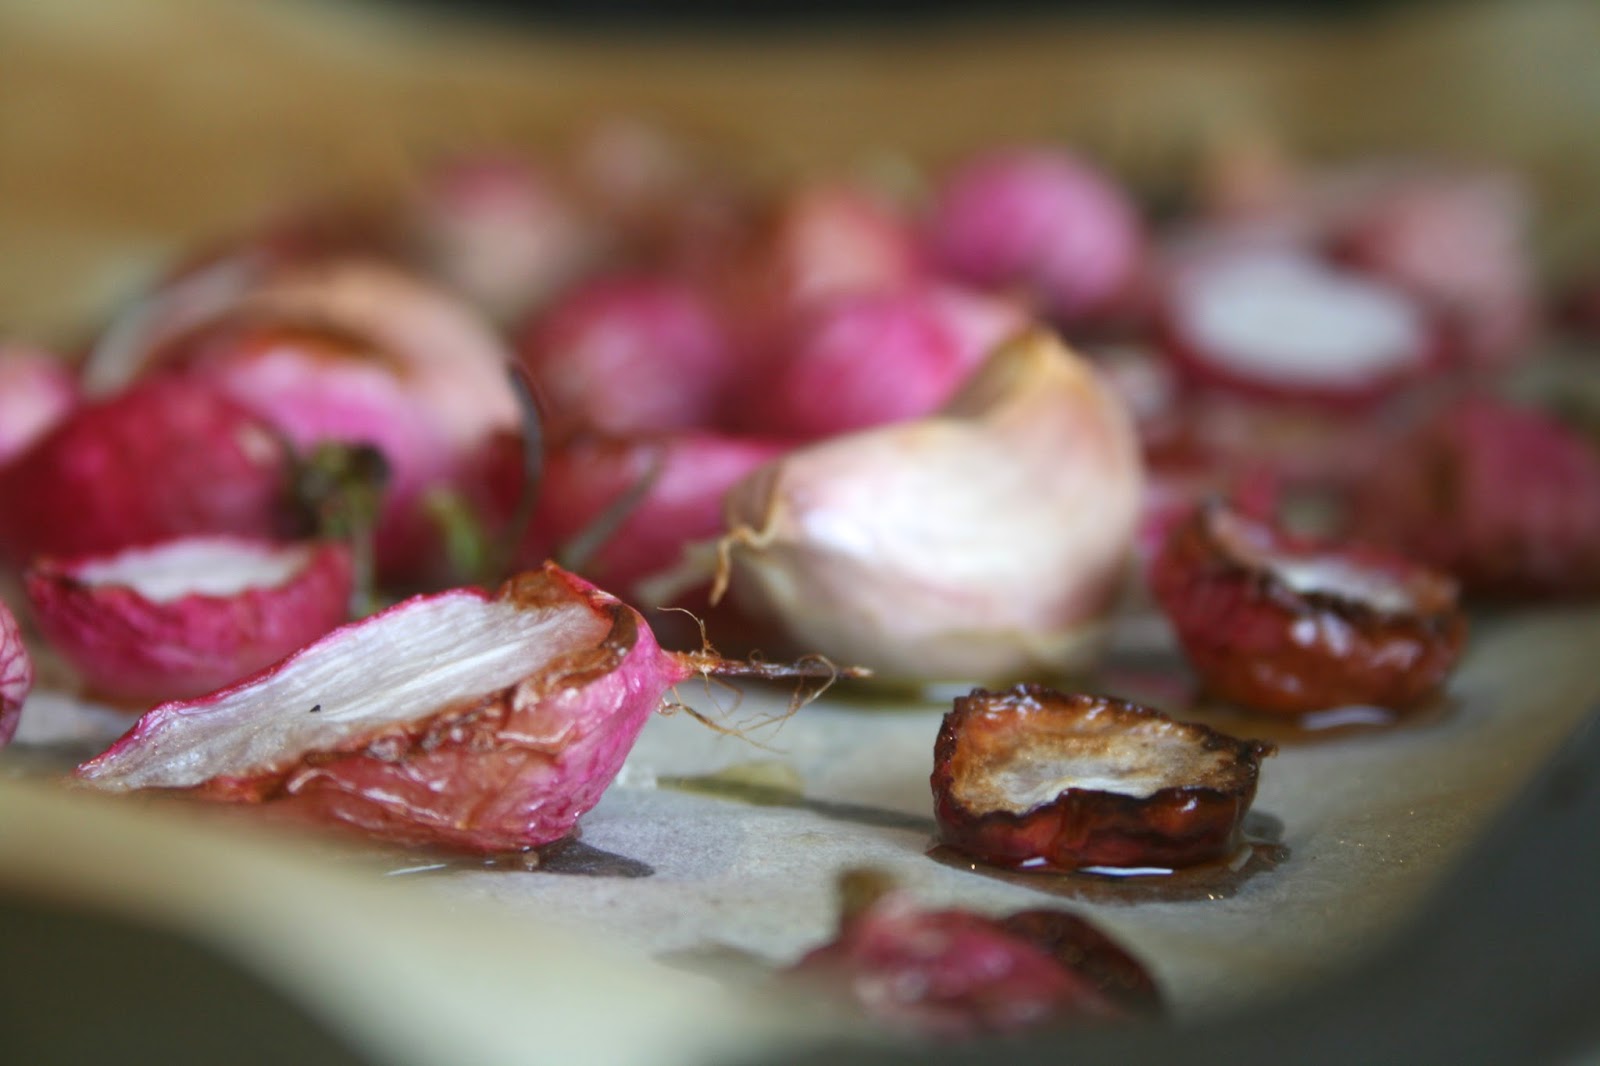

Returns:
3,602,1598,1065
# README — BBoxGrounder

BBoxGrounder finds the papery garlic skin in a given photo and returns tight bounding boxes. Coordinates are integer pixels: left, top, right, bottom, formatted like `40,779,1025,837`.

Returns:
718,331,1143,683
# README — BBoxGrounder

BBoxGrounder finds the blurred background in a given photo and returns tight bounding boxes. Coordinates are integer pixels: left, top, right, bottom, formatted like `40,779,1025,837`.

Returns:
2,0,1598,343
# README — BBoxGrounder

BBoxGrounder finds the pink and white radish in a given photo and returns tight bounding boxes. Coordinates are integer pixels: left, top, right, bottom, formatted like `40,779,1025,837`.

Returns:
0,599,32,747
1158,246,1433,406
927,148,1144,325
0,375,300,567
516,275,734,442
0,346,79,466
27,537,352,705
75,563,855,853
731,285,1028,442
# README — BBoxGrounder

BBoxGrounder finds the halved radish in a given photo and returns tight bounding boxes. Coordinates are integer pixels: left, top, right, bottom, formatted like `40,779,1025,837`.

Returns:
0,599,32,746
75,563,855,852
1159,247,1433,406
1152,502,1466,715
27,537,353,705
931,685,1272,871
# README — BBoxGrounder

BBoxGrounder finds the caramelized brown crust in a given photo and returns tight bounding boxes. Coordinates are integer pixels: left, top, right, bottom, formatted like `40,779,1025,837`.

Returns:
931,686,1272,871
1152,502,1467,716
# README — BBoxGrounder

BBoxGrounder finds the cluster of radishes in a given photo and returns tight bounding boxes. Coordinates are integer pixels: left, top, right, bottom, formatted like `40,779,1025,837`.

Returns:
3,126,1599,1040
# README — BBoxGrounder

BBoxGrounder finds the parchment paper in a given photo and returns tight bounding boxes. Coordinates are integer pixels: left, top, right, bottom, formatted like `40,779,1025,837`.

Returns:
3,604,1597,1065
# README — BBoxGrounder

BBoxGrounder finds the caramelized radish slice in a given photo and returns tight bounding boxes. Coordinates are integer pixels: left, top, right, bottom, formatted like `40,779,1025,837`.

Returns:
1153,502,1466,716
789,872,1151,1039
76,564,855,852
27,538,352,705
1,600,33,746
1160,249,1431,405
932,686,1272,871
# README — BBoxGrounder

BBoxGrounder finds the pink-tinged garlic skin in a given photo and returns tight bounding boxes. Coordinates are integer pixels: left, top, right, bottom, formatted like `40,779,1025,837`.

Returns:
790,890,1130,1039
1157,246,1434,407
75,565,694,853
732,285,1026,442
0,376,298,568
519,431,789,601
517,275,734,442
0,346,79,466
26,537,352,705
1355,397,1600,600
1320,163,1536,368
928,148,1144,324
1,600,33,747
718,330,1143,683
412,154,601,323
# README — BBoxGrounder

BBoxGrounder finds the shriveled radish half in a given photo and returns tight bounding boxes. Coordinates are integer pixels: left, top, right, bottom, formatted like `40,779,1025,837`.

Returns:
1160,248,1431,405
27,538,352,705
1,599,33,747
1152,502,1466,715
76,564,855,852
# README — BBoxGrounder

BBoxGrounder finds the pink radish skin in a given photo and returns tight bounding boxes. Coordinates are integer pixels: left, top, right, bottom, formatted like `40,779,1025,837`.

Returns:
0,376,298,568
733,286,1028,442
0,347,79,466
1158,247,1435,407
0,600,32,747
1355,397,1600,600
517,432,789,600
75,564,847,853
518,275,735,442
27,537,352,705
928,148,1144,325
